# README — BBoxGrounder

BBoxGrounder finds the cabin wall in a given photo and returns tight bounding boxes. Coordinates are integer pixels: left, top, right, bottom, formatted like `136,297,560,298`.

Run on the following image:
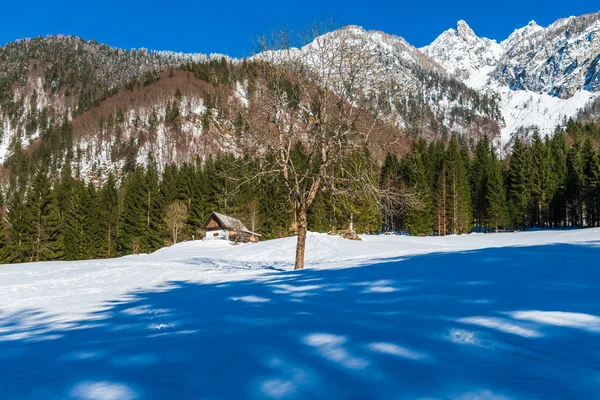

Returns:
204,229,228,240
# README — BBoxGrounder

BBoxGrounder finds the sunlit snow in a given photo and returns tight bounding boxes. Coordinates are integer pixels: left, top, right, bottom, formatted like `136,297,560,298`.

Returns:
1,229,600,398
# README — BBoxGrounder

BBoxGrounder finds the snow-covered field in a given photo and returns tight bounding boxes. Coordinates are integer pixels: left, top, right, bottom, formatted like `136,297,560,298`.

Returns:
1,229,600,399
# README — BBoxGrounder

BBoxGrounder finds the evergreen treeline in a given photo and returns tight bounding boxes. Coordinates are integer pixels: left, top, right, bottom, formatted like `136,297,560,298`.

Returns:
1,121,600,264
0,155,293,263
0,146,383,264
383,127,600,235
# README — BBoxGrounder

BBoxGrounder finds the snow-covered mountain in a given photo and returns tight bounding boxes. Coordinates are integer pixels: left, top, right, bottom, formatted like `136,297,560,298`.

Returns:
422,20,503,89
0,13,599,177
260,25,502,140
422,12,600,146
496,14,600,96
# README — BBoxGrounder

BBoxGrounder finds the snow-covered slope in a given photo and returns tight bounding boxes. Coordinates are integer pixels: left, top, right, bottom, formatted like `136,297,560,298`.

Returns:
496,13,600,97
422,13,600,145
259,25,502,140
1,229,600,398
1,229,598,330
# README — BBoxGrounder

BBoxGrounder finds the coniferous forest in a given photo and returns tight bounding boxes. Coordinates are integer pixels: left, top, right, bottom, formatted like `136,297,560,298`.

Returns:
1,117,600,264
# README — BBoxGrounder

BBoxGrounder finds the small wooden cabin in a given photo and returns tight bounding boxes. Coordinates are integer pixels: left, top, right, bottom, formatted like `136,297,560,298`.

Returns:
201,212,262,243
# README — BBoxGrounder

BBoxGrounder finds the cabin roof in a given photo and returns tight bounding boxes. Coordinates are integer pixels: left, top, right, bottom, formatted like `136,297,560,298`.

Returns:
202,212,262,237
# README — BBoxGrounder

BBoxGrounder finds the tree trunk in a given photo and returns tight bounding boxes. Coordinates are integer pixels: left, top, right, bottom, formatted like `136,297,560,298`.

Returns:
294,204,308,270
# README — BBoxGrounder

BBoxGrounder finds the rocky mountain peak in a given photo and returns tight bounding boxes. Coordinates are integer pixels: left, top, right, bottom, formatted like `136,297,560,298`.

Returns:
420,20,502,88
501,19,544,51
456,20,477,40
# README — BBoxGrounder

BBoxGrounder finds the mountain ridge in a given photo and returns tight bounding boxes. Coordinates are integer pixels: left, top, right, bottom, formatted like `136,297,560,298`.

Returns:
422,12,600,146
0,12,599,179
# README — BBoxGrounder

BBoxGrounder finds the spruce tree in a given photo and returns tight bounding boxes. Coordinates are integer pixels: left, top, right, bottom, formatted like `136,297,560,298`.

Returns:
307,191,333,232
118,168,147,255
582,138,600,226
259,161,292,239
26,170,62,261
7,191,34,262
434,161,448,235
61,179,88,260
530,134,557,227
445,137,471,234
85,181,101,259
0,191,9,263
485,156,507,232
188,159,208,237
508,139,532,229
470,136,491,231
401,140,433,236
99,173,119,257
380,153,401,232
549,132,568,228
160,163,179,206
566,142,585,226
144,158,164,252
333,149,382,234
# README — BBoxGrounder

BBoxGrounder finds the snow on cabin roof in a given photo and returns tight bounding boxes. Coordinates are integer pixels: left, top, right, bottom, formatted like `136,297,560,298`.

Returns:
205,212,262,236
212,212,247,230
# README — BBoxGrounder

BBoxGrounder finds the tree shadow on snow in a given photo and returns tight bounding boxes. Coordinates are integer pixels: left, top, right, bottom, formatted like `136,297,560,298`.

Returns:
1,242,600,399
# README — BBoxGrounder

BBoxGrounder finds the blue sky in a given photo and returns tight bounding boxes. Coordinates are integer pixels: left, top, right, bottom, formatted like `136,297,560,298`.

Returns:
1,1,598,57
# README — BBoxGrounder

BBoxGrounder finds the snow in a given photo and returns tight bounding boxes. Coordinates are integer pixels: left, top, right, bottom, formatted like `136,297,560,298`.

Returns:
70,381,138,400
422,20,503,88
235,80,249,108
1,228,600,398
498,87,596,145
509,310,600,332
422,15,600,143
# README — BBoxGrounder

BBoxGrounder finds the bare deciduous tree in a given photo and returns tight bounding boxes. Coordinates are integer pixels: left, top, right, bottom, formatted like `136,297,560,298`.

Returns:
247,199,260,233
165,201,188,244
226,24,410,269
245,25,385,269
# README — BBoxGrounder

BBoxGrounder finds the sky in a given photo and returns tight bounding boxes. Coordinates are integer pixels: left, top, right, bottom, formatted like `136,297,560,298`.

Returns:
1,1,598,57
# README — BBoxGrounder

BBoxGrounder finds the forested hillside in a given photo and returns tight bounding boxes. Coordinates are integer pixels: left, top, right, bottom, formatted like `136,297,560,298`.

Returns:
0,16,599,264
1,119,600,263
